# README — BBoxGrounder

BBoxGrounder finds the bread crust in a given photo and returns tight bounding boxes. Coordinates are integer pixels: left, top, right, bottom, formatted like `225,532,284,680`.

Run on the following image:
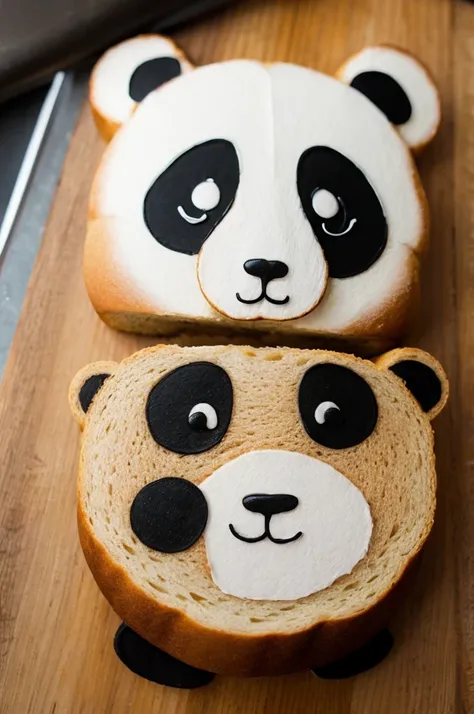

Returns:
85,48,433,347
72,344,445,676
83,217,425,356
78,495,420,676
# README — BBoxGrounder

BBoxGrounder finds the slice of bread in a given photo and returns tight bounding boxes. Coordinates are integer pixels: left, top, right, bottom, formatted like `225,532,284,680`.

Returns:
69,344,448,676
84,38,440,351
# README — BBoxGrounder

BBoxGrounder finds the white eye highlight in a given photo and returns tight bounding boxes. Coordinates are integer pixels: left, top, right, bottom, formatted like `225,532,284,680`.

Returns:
322,217,357,236
188,402,218,430
314,401,341,425
312,188,339,219
177,206,207,224
191,179,220,211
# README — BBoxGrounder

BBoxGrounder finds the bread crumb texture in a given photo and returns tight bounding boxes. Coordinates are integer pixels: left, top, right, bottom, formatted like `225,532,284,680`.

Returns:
74,345,441,639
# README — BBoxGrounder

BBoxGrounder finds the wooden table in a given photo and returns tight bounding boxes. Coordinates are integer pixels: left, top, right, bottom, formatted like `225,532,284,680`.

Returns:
1,0,473,711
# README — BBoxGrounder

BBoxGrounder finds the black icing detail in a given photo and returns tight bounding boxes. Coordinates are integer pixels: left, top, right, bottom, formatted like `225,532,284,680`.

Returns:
229,522,302,545
129,57,182,103
350,71,412,126
130,477,208,553
114,623,215,688
389,359,442,413
297,146,388,278
146,361,233,454
230,494,302,545
299,363,378,449
323,407,344,427
78,373,110,413
237,259,290,306
144,139,239,255
243,493,298,516
312,629,394,679
188,411,208,431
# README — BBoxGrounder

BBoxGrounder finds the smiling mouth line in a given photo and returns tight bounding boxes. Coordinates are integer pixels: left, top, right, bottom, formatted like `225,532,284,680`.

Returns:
229,522,303,545
236,290,290,306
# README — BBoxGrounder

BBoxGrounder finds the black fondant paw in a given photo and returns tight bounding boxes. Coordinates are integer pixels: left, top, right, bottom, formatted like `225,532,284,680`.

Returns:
311,628,394,679
114,623,215,688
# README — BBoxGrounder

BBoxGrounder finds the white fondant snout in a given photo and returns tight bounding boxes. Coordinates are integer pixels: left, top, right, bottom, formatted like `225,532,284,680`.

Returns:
197,241,328,322
200,450,372,601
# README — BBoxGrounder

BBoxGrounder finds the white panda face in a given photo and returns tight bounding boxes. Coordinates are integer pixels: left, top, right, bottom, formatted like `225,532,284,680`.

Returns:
200,450,373,601
95,60,424,324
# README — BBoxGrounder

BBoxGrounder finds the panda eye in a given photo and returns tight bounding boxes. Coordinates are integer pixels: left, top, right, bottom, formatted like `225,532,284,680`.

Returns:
297,146,387,279
314,400,342,426
188,402,218,430
299,363,378,449
144,139,239,255
146,362,233,454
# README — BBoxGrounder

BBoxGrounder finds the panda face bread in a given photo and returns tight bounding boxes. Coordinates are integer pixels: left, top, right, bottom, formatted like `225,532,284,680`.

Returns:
70,344,448,675
85,37,440,347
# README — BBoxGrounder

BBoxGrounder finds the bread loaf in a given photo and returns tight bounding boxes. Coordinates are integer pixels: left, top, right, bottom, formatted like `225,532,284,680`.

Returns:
69,344,448,676
84,37,440,351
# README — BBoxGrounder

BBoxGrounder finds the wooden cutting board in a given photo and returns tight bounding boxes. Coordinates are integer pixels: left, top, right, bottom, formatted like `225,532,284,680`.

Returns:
1,0,473,711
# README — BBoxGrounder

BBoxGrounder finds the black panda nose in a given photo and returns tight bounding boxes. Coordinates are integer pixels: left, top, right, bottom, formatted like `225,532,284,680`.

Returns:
243,493,299,517
243,259,289,283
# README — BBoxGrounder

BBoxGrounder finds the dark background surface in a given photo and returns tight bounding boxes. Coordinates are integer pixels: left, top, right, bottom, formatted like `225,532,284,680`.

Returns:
0,86,49,226
0,0,235,103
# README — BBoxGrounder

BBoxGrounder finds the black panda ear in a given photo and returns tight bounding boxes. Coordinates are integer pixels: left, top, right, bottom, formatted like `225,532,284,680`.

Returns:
349,71,412,126
90,34,193,140
69,362,117,428
375,348,448,420
336,46,440,152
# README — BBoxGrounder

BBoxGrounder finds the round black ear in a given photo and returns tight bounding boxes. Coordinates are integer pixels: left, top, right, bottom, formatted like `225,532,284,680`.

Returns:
69,361,117,427
336,46,440,152
89,34,193,140
128,57,182,103
389,360,441,413
375,348,448,420
349,71,412,126
79,374,111,413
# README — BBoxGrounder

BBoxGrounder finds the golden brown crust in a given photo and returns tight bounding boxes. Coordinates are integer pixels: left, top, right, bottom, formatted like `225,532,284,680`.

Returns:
89,102,120,143
78,495,417,676
83,220,148,315
83,219,426,355
71,344,444,675
85,47,432,349
345,249,420,345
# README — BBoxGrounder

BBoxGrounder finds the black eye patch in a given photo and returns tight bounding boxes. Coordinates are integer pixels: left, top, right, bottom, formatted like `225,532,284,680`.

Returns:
143,139,240,255
297,146,388,278
146,361,233,454
299,363,378,449
129,57,182,103
130,477,208,553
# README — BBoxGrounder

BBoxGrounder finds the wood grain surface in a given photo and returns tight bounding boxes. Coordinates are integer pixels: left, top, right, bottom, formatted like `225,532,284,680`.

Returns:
1,0,473,711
